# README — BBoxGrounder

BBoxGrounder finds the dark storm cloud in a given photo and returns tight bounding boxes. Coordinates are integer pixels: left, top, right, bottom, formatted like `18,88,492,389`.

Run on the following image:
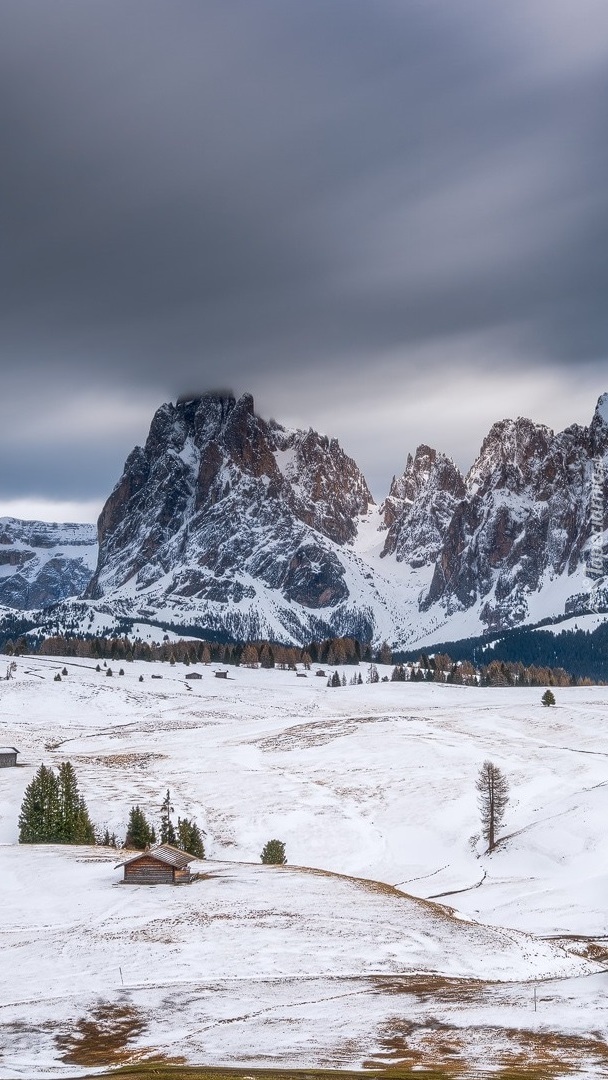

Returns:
2,0,608,506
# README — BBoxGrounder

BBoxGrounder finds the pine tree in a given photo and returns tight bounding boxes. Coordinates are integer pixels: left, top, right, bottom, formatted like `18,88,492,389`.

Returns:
125,806,155,849
160,790,176,845
542,688,556,706
260,839,287,864
476,761,509,853
177,817,205,858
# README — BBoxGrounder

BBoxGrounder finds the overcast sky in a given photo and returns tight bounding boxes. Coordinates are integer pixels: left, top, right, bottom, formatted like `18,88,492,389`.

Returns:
2,0,608,522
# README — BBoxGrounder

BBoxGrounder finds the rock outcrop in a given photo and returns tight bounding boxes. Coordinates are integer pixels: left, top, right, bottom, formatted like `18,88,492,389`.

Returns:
85,392,376,639
0,519,97,610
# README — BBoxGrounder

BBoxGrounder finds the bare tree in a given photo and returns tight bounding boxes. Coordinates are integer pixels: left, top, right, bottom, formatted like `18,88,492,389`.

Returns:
476,761,509,852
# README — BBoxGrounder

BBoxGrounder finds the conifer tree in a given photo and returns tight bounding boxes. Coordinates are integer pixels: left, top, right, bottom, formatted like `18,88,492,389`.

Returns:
177,817,205,858
125,806,155,849
57,762,95,843
18,765,59,843
476,761,509,852
260,839,287,864
160,789,176,845
18,762,96,844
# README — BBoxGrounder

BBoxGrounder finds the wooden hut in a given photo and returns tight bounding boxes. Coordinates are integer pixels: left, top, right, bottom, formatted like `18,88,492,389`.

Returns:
0,747,19,768
117,843,196,885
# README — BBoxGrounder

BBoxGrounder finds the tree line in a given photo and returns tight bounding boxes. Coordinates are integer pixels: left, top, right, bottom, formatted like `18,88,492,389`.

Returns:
4,631,588,686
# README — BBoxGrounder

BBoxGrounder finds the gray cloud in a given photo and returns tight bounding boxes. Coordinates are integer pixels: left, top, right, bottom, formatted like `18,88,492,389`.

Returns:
1,1,608,508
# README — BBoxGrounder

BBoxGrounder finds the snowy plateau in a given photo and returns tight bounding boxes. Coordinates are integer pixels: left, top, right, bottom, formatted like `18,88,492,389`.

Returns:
1,657,608,1076
4,389,608,649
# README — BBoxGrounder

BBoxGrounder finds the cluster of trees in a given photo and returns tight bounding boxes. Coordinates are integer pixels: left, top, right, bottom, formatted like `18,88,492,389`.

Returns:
6,632,392,668
18,768,206,858
125,790,205,857
407,654,573,687
5,623,604,685
18,762,96,844
401,622,608,683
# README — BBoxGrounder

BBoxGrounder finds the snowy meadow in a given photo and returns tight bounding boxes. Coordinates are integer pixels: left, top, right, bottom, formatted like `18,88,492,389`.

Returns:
1,656,608,1077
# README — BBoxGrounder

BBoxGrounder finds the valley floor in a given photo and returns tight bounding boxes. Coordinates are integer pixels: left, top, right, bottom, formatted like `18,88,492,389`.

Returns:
0,657,607,1076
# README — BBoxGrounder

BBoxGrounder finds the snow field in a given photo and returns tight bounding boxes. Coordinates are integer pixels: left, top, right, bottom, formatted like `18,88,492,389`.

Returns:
1,656,608,1074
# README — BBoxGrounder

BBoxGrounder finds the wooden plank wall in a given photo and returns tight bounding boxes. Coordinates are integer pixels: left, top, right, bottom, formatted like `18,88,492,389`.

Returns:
124,857,175,884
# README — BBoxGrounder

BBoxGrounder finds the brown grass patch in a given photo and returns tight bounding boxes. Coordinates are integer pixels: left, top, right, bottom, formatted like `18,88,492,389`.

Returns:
55,1001,185,1069
362,1014,608,1077
76,752,166,768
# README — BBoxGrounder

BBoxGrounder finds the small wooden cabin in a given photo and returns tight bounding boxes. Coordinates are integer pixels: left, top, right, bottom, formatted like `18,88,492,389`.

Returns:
185,671,202,680
0,747,19,768
214,670,228,679
117,843,196,885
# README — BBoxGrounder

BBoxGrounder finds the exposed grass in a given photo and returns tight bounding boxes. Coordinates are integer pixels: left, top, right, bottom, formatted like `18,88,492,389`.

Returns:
55,1002,185,1070
363,1016,608,1077
83,1062,596,1080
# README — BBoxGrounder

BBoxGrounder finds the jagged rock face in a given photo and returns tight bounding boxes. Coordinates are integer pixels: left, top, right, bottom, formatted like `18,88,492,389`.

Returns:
420,414,602,627
87,393,373,615
0,519,97,610
12,390,608,645
381,445,465,567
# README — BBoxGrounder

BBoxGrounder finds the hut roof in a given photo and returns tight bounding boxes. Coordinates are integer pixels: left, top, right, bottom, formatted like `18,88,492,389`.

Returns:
0,747,19,754
117,843,197,869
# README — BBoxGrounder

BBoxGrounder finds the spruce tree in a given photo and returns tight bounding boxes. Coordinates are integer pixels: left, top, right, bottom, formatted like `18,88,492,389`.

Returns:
177,817,205,858
125,806,155,849
160,790,176,845
18,764,59,843
18,762,96,844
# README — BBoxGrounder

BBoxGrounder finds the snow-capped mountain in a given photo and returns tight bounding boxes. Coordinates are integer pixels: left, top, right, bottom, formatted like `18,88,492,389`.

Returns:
4,391,608,647
0,518,97,610
84,392,382,642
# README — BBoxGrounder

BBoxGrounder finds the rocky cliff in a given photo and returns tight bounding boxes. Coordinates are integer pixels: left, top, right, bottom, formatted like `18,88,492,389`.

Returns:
384,396,608,633
0,519,97,610
85,392,380,641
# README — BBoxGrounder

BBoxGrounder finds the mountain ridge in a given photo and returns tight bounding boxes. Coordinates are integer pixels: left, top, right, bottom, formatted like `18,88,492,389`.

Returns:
3,391,608,647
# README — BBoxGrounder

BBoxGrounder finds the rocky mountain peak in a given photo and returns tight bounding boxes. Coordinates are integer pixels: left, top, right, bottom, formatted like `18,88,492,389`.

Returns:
86,393,373,621
381,444,465,566
466,417,554,497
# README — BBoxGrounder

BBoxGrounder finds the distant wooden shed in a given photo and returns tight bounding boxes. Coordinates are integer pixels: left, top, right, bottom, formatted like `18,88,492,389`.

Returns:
214,670,228,679
0,747,19,768
185,671,202,680
117,843,196,885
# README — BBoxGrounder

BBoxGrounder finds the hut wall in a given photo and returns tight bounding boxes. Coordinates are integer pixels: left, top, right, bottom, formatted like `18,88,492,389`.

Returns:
0,753,17,768
174,867,191,884
123,855,175,884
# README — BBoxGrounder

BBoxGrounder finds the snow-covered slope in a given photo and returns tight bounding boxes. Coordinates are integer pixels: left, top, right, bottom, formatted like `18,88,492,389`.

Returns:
0,518,97,610
1,662,607,1074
